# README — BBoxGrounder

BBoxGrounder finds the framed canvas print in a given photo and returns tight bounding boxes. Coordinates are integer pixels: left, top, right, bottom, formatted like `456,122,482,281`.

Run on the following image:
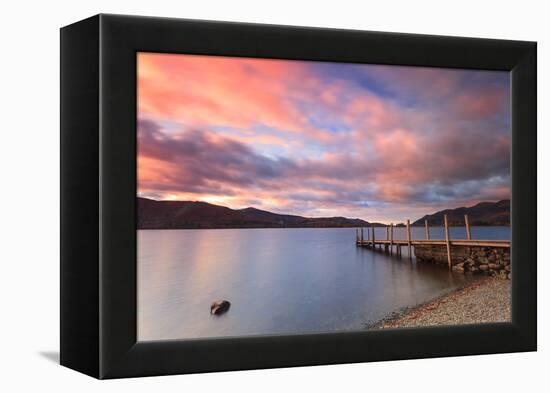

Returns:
60,14,536,379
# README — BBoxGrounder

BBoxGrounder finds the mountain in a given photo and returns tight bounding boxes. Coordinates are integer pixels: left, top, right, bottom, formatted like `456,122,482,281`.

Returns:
137,197,381,229
412,200,510,226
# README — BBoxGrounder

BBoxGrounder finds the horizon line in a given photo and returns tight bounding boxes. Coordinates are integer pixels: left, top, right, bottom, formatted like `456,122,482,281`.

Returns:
137,195,509,225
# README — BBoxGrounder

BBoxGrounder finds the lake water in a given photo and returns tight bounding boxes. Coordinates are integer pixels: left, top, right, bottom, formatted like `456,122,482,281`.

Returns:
138,226,510,341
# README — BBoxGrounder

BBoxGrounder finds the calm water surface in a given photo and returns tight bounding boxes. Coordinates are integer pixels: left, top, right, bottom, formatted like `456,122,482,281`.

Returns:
138,226,510,341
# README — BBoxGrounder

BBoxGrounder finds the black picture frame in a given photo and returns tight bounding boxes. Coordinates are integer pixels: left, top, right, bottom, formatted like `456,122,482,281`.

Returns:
60,14,536,379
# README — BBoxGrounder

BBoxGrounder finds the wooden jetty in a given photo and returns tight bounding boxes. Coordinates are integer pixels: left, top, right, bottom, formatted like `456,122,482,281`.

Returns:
355,214,510,269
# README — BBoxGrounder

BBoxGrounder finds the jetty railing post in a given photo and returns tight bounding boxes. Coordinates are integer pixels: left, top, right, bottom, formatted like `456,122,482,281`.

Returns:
425,219,430,240
360,227,364,243
390,223,394,255
444,214,452,269
464,214,472,240
406,219,412,259
385,226,389,253
365,228,370,247
371,225,375,248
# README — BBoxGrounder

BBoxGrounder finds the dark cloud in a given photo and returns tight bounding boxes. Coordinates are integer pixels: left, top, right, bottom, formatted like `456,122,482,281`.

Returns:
138,119,296,195
138,116,510,210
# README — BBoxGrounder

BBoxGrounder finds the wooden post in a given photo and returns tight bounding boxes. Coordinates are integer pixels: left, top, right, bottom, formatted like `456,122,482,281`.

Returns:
367,228,370,248
360,227,364,243
424,219,430,240
356,228,358,243
444,214,452,269
390,223,394,255
385,226,389,253
406,219,412,258
371,225,375,248
464,214,471,240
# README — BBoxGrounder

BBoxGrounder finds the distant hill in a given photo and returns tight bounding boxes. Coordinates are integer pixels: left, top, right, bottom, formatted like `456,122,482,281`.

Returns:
137,197,383,229
412,200,510,226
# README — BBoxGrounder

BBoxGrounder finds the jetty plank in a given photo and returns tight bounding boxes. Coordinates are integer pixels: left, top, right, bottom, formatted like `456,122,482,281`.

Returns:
356,239,509,248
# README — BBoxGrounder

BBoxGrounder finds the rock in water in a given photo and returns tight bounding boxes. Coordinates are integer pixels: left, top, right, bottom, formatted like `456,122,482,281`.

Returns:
210,300,231,315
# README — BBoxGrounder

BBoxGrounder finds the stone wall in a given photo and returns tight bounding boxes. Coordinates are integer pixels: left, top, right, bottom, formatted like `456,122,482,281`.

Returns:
414,245,511,279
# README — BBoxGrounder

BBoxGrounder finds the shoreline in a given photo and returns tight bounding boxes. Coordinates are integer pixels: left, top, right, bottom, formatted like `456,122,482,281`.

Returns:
367,277,511,329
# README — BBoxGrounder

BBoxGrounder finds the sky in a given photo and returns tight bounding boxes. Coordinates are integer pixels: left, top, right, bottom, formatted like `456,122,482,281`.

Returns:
137,52,510,223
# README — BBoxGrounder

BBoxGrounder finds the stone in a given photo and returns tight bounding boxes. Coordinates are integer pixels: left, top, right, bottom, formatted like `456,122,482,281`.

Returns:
488,263,498,270
505,265,511,272
479,265,489,271
210,300,231,315
479,257,489,264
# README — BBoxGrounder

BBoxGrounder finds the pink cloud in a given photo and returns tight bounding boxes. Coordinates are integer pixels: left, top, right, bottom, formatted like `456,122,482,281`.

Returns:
452,88,508,119
137,54,511,222
138,53,312,134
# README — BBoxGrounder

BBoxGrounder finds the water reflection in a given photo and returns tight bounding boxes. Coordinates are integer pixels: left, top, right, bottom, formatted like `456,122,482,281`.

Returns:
138,227,509,341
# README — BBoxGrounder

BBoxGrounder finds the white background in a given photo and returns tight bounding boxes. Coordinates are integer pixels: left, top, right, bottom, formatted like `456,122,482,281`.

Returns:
0,0,546,391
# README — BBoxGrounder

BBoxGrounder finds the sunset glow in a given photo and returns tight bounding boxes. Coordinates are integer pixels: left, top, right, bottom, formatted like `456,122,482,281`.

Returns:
137,53,510,223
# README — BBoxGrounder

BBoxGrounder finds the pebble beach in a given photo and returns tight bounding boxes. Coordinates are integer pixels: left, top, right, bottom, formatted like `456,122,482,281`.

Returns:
371,277,511,329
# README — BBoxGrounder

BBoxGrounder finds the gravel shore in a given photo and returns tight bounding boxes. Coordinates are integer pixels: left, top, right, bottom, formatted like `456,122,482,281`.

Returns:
372,277,511,329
